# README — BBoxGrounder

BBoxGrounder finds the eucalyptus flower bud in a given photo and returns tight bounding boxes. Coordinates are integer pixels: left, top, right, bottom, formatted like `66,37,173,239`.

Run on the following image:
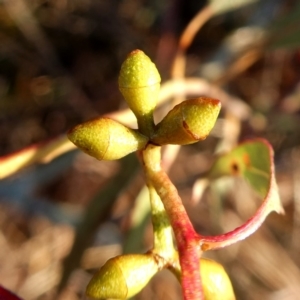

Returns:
86,254,160,299
201,258,235,300
151,97,221,145
118,50,161,129
68,117,148,160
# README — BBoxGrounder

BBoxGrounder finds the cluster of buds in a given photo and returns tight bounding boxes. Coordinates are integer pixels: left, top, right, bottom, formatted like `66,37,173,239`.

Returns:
68,50,235,300
68,50,221,161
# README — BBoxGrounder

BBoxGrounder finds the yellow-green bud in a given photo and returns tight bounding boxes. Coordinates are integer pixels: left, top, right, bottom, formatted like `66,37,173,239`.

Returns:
151,97,221,145
86,254,160,299
201,258,235,300
67,117,148,160
118,50,161,122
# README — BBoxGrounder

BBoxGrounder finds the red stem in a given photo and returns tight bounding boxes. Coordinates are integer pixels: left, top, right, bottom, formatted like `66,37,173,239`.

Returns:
142,144,203,300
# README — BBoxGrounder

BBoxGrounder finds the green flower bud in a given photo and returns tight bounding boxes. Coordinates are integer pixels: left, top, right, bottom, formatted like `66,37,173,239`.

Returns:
118,50,161,124
86,254,160,299
68,117,148,160
151,97,221,145
201,258,235,300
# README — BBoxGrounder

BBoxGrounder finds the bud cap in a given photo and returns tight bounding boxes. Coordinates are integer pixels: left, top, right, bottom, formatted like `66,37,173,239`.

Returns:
119,50,161,88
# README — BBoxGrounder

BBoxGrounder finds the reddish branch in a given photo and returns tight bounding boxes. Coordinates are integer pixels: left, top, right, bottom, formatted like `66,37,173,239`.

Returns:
142,144,203,300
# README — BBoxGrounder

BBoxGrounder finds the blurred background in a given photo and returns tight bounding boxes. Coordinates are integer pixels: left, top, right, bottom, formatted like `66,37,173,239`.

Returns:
1,0,300,299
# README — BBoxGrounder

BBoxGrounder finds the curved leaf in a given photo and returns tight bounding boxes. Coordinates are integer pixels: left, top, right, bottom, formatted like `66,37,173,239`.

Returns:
200,139,284,250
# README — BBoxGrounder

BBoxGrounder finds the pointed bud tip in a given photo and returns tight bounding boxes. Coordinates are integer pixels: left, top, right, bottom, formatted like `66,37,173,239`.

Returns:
118,49,161,89
127,49,144,57
203,97,221,106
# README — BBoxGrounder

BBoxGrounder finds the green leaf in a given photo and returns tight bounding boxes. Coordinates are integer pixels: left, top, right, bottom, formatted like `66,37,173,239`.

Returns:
201,139,284,250
209,139,271,198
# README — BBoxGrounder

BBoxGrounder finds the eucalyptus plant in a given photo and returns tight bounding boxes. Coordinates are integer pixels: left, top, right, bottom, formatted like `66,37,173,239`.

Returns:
68,50,283,300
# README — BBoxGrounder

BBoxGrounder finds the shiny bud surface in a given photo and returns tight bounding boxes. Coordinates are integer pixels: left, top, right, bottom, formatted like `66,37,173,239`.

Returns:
201,258,235,300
